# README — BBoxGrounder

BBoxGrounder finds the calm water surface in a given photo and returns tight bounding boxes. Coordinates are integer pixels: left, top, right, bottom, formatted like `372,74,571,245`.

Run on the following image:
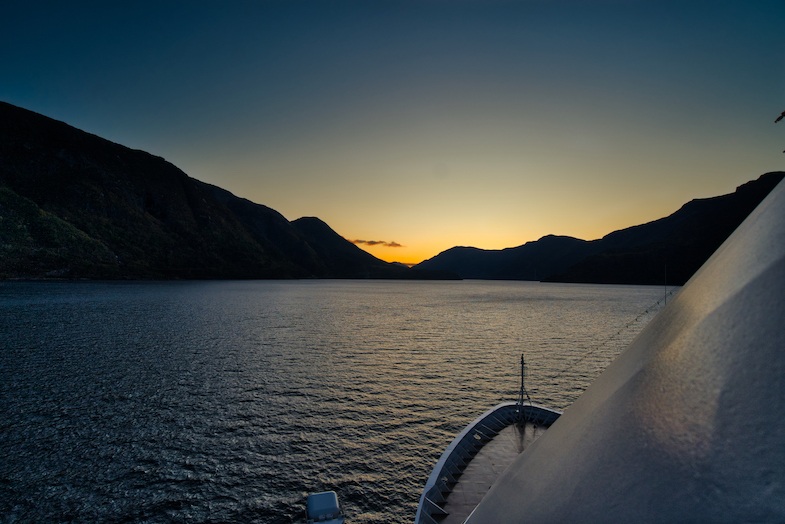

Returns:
0,280,670,523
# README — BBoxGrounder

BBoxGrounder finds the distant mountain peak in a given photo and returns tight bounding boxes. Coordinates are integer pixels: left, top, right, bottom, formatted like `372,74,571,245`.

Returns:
415,172,784,284
0,101,452,280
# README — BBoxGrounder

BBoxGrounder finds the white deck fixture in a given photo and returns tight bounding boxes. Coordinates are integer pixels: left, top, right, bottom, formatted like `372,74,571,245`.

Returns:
305,491,344,524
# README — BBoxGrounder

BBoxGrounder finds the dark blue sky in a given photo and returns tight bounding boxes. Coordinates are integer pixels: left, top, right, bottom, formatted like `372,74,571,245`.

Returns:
3,1,784,263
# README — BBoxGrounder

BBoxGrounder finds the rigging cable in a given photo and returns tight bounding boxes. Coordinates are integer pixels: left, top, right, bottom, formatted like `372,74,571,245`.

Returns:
533,287,678,394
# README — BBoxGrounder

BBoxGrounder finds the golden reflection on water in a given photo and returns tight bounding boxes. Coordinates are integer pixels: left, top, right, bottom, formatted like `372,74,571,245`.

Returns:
0,280,666,524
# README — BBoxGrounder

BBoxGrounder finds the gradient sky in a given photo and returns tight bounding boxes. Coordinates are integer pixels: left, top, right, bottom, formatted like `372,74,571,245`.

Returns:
3,1,785,265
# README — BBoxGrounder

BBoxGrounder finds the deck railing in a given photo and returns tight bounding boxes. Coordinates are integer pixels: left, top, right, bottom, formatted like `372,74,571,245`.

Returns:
415,402,561,524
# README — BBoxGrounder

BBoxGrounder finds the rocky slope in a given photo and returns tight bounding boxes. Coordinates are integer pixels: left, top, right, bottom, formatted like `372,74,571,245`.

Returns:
0,102,446,280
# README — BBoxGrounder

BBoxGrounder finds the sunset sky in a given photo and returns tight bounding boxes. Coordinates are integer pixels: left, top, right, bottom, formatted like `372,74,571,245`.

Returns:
3,1,785,265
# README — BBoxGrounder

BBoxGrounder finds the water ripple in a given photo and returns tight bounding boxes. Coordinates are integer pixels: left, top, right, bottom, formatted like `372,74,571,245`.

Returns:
0,280,668,523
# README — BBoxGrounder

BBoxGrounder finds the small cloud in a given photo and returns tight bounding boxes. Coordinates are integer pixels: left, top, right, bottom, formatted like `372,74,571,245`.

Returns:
350,239,405,248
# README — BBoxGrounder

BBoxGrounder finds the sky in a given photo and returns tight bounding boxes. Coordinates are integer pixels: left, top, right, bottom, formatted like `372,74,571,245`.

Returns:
3,1,785,265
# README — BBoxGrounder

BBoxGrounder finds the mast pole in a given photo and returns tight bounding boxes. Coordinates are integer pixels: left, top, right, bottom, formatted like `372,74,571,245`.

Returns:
518,353,532,407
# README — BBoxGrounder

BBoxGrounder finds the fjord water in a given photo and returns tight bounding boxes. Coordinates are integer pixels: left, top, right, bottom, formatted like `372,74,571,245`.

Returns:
1,280,667,523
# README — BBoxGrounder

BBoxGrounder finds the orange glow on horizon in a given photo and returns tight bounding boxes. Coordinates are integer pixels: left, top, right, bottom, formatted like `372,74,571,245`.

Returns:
351,238,514,267
351,242,425,266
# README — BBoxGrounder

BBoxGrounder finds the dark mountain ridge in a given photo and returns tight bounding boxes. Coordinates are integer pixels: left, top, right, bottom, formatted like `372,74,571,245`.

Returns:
415,172,784,285
418,235,595,281
289,217,458,279
0,101,452,280
2,101,781,284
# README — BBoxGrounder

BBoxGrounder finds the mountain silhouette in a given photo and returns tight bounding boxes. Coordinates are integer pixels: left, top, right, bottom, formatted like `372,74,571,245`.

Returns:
415,172,784,285
2,100,780,284
0,101,453,280
290,216,456,279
